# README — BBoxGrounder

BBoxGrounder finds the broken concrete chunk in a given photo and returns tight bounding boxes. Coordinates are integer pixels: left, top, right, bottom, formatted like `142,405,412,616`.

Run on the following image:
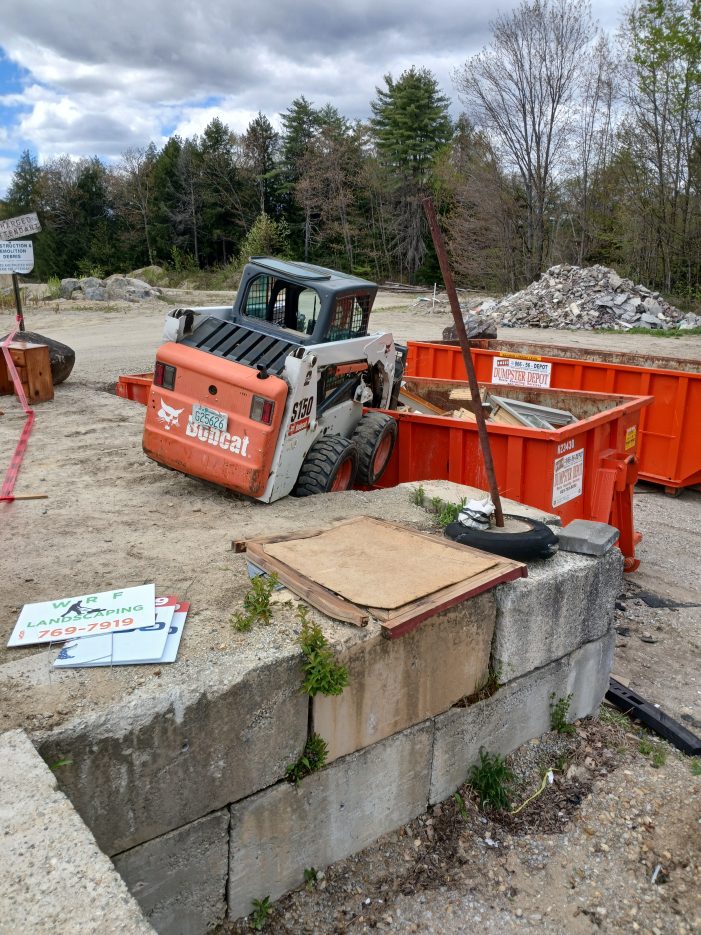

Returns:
557,519,620,556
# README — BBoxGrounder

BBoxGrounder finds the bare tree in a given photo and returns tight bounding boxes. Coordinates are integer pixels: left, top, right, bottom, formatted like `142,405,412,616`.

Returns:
114,146,157,265
455,0,596,280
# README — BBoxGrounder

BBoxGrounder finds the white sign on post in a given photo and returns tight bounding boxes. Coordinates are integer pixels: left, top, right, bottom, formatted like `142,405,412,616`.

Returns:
0,240,34,274
0,212,41,240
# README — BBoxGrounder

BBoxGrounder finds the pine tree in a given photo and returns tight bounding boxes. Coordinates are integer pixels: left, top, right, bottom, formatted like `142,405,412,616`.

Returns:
370,68,452,282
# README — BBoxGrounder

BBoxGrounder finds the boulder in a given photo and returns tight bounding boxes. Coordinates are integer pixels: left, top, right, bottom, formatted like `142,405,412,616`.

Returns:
59,278,81,299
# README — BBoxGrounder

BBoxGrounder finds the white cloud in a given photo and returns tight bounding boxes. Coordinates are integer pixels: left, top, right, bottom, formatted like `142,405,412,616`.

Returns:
0,0,628,192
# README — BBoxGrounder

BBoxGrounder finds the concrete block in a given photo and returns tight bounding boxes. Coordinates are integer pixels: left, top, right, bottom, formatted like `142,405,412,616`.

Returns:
492,548,622,681
228,721,433,920
557,520,620,556
0,729,154,935
403,479,561,525
113,809,229,935
37,653,308,855
314,592,495,761
429,629,615,804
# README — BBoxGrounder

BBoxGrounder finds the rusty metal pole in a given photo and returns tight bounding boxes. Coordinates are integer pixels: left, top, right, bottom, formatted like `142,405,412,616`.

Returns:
12,274,25,331
422,197,504,526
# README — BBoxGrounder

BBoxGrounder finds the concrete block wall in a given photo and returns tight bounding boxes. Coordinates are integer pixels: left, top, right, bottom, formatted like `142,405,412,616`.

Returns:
0,730,155,935
1,545,623,934
313,591,495,761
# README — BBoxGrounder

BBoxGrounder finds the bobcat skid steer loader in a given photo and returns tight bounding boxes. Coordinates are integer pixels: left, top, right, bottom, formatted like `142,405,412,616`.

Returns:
143,257,403,503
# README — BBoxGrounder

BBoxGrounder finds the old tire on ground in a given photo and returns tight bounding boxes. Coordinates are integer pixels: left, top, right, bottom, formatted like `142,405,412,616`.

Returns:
352,412,398,485
293,435,359,496
1,330,75,385
444,514,559,562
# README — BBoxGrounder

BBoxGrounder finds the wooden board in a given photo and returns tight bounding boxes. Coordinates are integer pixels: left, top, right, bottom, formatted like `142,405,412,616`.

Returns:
0,342,53,403
239,517,527,638
264,517,497,609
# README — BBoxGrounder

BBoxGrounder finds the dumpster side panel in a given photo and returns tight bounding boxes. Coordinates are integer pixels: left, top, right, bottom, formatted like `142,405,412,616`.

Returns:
405,341,701,489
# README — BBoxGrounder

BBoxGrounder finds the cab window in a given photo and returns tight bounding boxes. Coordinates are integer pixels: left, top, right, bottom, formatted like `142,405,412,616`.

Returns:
327,294,370,341
242,275,320,337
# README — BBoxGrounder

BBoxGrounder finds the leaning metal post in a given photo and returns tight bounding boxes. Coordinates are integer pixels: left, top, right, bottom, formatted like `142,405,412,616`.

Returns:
422,196,505,527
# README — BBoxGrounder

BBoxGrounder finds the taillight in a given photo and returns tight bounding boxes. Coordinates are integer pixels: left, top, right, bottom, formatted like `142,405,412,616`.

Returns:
250,395,274,425
154,361,176,390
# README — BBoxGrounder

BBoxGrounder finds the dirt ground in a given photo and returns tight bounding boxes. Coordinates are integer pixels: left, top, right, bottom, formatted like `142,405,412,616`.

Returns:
1,291,700,932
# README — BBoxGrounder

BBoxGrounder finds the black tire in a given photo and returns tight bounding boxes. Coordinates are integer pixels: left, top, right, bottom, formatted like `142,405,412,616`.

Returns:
444,513,559,561
1,330,75,385
351,412,398,485
293,435,358,497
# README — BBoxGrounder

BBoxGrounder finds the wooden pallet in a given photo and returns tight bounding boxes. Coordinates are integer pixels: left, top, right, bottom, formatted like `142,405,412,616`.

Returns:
0,341,53,403
234,516,526,639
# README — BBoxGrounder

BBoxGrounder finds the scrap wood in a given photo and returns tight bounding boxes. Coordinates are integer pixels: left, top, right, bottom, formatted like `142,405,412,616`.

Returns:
245,541,369,626
240,516,526,638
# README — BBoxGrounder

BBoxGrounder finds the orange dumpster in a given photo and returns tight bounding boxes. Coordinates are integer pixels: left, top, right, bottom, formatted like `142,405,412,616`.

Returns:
116,373,154,405
375,378,653,571
405,340,701,494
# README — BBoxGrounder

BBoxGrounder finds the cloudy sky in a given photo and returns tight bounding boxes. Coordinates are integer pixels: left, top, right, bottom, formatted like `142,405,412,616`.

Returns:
0,0,626,198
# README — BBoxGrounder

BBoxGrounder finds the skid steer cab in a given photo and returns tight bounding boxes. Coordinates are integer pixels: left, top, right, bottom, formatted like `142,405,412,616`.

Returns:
143,257,404,503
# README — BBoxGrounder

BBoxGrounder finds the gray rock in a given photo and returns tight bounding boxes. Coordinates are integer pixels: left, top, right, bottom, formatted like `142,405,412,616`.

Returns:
639,312,661,327
643,297,664,316
59,277,80,299
82,286,108,301
608,272,623,289
79,276,104,291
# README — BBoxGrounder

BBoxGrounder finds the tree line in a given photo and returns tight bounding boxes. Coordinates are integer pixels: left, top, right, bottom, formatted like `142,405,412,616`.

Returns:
1,0,700,299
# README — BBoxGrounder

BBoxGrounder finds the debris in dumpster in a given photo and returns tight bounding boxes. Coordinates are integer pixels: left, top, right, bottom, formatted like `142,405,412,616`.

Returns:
486,395,576,430
606,678,701,756
237,516,526,638
398,388,446,415
7,584,156,647
53,597,189,667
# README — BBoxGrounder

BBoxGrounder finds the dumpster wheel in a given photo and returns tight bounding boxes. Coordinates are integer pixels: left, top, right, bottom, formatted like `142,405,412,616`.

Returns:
444,514,559,562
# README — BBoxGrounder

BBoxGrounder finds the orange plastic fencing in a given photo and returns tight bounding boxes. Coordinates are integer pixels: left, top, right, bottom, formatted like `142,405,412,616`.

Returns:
405,340,701,492
376,377,653,570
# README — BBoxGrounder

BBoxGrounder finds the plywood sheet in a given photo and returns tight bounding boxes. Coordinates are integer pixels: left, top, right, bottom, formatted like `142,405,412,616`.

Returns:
263,516,497,609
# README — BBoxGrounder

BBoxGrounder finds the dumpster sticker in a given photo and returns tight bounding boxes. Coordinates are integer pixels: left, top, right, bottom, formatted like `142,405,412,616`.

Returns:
552,448,584,507
492,357,552,388
625,426,637,451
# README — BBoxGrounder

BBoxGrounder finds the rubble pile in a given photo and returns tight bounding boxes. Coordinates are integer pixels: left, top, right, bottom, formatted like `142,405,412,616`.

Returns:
449,265,701,334
60,275,162,303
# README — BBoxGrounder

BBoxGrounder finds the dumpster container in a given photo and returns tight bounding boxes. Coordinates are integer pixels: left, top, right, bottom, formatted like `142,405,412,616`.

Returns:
405,340,701,493
376,377,653,570
116,373,154,405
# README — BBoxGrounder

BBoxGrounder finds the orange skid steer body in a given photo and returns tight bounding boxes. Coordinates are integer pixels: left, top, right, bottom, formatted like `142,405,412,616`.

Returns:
143,343,288,498
142,258,402,503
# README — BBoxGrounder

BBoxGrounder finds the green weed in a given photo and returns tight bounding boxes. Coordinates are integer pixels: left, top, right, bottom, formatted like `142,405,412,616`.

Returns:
48,757,73,771
453,791,470,820
46,275,62,299
468,748,515,812
297,606,349,697
303,867,318,890
639,737,654,756
250,896,272,931
409,484,425,506
690,758,701,777
231,573,279,631
286,733,329,784
550,693,576,735
595,326,701,337
651,748,667,769
599,704,630,730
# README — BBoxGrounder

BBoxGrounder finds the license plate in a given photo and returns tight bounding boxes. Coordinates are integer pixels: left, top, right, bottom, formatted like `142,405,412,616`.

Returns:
192,404,228,432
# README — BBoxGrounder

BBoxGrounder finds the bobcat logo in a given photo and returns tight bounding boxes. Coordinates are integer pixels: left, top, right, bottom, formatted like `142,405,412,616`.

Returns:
157,398,184,431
